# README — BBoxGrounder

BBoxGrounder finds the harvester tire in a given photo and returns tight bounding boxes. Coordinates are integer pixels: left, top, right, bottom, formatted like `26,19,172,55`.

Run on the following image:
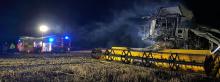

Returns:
204,55,214,77
212,55,220,78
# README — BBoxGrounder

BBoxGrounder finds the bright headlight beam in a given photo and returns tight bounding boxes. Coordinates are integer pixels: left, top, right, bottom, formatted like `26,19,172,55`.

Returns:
39,25,49,33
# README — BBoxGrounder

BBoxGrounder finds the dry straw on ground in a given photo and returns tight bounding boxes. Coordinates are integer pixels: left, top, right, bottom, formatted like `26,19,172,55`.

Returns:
0,57,216,82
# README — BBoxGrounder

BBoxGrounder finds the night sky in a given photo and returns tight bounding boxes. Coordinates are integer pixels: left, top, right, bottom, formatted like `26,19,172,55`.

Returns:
0,0,142,39
0,0,219,49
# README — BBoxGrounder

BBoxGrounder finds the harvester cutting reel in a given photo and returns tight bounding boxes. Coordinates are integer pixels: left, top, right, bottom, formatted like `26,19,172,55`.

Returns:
91,47,220,78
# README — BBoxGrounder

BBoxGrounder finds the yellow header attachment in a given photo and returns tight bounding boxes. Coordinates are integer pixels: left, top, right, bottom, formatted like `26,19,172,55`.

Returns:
111,47,128,50
160,49,212,55
111,47,212,55
92,46,220,78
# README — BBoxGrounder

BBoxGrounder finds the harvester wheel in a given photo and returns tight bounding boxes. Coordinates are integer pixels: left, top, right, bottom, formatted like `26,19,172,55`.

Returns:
204,55,215,77
204,55,220,78
215,67,220,78
212,56,220,78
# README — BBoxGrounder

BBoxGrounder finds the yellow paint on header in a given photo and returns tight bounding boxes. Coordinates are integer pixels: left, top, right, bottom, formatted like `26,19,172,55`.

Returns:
160,49,212,55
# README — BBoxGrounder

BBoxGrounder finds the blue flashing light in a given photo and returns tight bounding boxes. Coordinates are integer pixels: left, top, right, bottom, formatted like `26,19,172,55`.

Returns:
49,38,54,42
64,36,69,39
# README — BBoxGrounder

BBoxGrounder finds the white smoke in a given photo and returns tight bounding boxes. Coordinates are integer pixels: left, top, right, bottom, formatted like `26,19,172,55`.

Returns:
74,1,180,48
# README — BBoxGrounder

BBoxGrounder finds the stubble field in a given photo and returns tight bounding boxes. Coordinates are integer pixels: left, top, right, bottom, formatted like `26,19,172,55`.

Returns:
0,52,216,82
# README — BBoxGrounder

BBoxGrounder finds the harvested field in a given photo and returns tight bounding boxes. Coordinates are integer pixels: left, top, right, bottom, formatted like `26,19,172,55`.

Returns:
0,52,218,82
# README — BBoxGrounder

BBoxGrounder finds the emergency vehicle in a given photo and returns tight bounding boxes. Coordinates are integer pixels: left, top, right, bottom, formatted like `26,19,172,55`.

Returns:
17,35,71,53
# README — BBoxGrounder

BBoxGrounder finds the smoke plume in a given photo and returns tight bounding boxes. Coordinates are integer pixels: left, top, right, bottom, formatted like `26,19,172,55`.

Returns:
73,1,179,49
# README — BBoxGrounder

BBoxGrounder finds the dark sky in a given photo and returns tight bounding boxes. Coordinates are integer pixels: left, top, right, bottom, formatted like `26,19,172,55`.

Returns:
0,0,219,48
0,0,142,40
183,0,220,27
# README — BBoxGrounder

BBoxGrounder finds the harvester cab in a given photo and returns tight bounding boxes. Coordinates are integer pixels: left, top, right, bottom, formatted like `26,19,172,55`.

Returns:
146,5,220,51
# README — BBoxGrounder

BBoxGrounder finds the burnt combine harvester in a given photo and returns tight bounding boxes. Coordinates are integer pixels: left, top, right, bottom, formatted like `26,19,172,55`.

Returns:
92,5,220,78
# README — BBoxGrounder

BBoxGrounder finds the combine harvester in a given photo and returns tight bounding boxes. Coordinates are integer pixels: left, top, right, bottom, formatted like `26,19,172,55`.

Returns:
91,5,220,78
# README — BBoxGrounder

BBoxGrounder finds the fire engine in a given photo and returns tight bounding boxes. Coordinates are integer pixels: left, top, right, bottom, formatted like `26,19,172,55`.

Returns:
17,35,71,53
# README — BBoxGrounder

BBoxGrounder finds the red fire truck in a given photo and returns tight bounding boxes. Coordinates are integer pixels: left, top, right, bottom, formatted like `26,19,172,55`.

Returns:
17,35,71,53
